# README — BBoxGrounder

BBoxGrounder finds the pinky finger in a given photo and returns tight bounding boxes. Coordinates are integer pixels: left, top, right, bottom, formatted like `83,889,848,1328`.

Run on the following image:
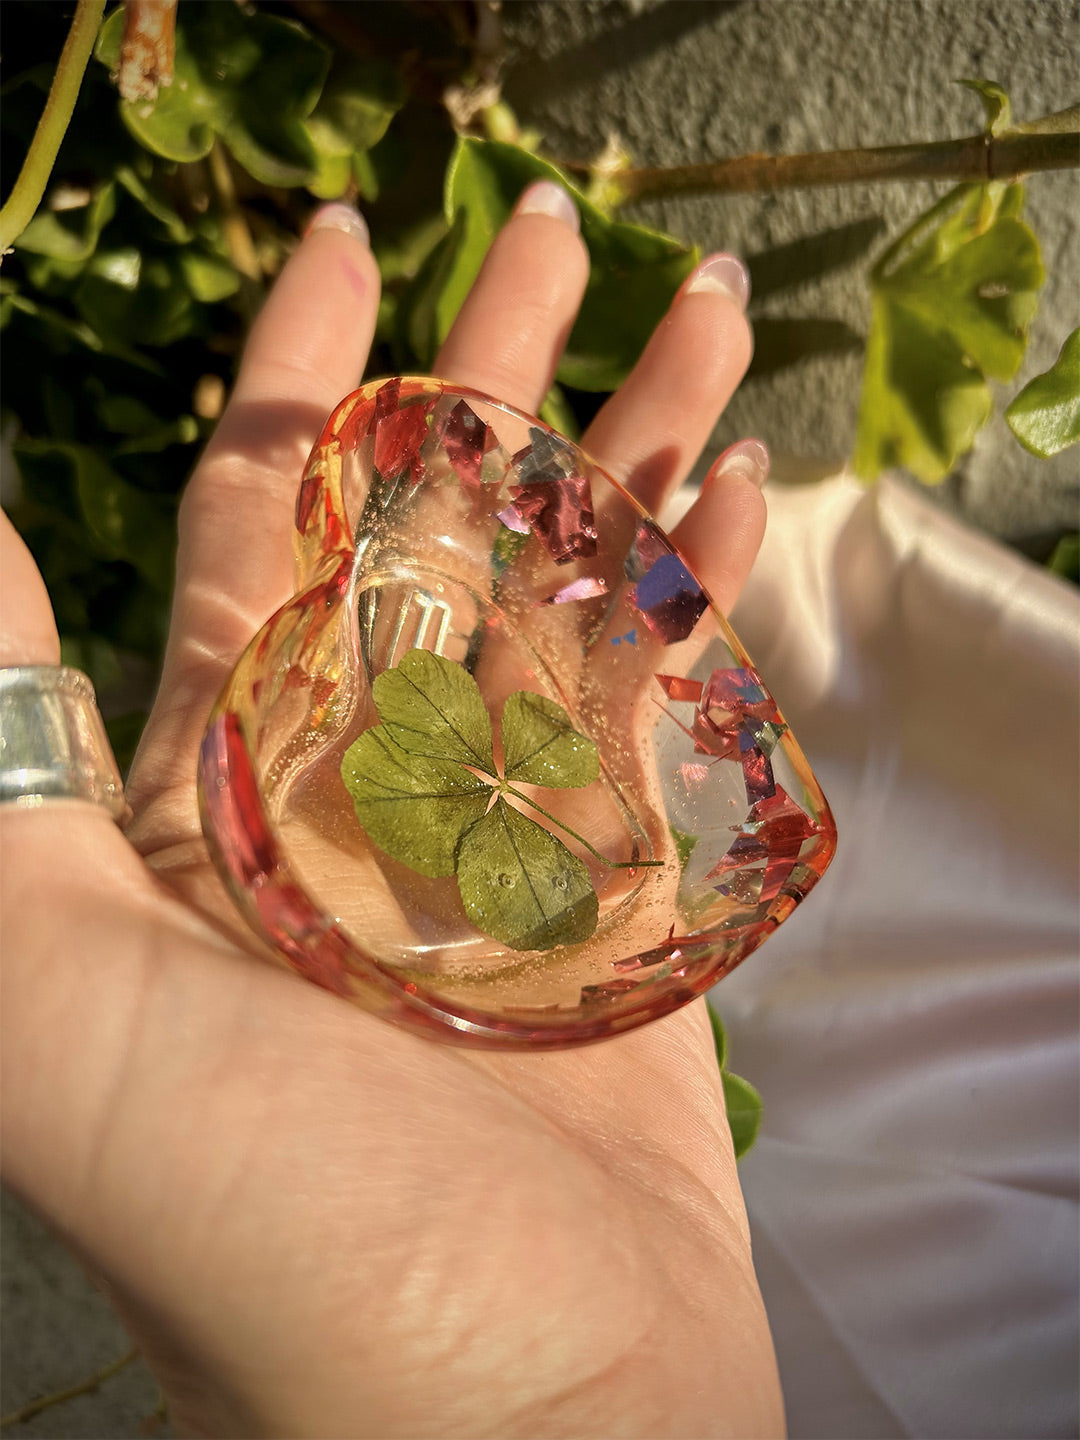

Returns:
669,439,769,618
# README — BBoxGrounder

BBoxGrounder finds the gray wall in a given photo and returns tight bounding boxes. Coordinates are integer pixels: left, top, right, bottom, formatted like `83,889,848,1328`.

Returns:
503,0,1079,552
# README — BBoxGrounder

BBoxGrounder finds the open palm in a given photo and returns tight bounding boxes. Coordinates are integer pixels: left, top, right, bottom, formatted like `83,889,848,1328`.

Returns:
1,191,782,1438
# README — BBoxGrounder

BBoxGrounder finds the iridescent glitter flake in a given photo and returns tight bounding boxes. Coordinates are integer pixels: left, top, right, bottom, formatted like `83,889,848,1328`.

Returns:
432,398,510,506
709,786,822,904
504,426,598,565
656,667,788,806
626,522,708,642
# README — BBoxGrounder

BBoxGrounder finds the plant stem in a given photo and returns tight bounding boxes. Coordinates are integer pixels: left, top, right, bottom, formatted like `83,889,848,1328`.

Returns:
601,115,1080,204
0,0,107,257
0,1347,138,1430
504,785,664,869
206,141,262,322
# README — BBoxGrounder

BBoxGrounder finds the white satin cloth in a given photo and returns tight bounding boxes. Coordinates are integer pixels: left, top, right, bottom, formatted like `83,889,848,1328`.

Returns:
706,474,1079,1439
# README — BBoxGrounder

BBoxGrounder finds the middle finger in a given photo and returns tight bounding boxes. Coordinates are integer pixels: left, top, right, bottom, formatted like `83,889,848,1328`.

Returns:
583,253,753,517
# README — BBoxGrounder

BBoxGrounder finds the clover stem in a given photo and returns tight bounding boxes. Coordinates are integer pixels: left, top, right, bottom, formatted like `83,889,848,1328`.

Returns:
503,785,664,869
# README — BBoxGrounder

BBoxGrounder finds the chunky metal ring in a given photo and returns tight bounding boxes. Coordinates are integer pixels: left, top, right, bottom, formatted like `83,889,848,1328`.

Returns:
0,666,129,822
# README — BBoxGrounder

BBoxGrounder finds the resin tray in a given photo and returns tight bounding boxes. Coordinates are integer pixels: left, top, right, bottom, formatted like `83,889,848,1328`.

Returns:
198,378,836,1048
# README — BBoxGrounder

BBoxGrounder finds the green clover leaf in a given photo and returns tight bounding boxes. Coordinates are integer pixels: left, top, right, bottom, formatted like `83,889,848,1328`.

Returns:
457,798,598,950
501,691,599,788
373,647,495,772
1005,328,1080,459
341,650,642,951
340,726,490,878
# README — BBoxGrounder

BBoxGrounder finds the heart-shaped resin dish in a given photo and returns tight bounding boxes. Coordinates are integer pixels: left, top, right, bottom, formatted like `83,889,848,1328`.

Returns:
198,378,836,1048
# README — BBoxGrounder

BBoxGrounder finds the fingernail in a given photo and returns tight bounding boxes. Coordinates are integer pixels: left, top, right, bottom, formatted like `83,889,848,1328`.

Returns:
711,438,769,488
514,180,581,233
305,202,369,245
686,252,751,310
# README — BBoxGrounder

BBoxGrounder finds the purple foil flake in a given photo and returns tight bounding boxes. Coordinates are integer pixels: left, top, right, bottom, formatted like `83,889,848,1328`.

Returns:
511,427,578,484
739,727,776,804
710,786,820,905
629,551,708,642
538,575,609,606
612,943,684,973
495,503,532,534
580,977,647,1004
509,472,598,565
436,399,509,504
624,520,671,583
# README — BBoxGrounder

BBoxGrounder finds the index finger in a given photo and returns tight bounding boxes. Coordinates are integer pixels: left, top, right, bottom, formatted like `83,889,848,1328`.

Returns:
129,205,380,815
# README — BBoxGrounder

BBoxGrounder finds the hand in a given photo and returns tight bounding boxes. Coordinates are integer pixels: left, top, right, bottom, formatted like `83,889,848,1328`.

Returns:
1,184,780,1438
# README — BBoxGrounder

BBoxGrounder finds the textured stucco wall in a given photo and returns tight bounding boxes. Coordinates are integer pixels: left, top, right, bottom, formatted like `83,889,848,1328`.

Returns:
502,0,1079,553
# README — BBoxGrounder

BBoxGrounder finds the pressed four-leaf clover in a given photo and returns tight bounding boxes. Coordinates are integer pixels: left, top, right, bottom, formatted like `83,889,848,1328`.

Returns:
341,650,655,951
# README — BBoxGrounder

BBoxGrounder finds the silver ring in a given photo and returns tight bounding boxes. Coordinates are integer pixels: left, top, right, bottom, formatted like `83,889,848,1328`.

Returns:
0,666,130,822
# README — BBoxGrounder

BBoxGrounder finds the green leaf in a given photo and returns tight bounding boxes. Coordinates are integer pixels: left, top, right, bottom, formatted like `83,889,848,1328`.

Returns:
538,383,580,440
178,247,241,304
115,165,192,245
855,183,1044,483
392,210,465,369
96,3,330,186
115,415,199,455
671,826,699,874
958,78,1012,136
94,392,160,435
432,138,697,391
855,294,992,483
1005,328,1080,458
1047,532,1079,583
304,57,405,201
456,798,598,950
60,632,124,692
15,181,116,262
340,726,490,877
105,709,149,774
706,1000,727,1069
12,438,174,590
75,248,196,348
373,648,495,772
501,691,599,788
722,1071,763,1159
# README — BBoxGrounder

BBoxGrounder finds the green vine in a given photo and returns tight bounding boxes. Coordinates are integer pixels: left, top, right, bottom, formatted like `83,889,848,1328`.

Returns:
0,0,106,255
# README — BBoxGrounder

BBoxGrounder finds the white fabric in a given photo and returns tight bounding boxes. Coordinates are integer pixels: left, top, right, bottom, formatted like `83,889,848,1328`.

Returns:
710,474,1080,1439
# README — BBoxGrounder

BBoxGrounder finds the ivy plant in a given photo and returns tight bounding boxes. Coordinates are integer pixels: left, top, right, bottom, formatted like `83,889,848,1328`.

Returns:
854,179,1045,482
707,1002,763,1158
1005,326,1080,459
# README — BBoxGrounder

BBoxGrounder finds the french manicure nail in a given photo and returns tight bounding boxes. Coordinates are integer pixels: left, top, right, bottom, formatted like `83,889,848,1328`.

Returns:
514,180,581,233
711,438,770,488
686,252,751,310
305,202,370,245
